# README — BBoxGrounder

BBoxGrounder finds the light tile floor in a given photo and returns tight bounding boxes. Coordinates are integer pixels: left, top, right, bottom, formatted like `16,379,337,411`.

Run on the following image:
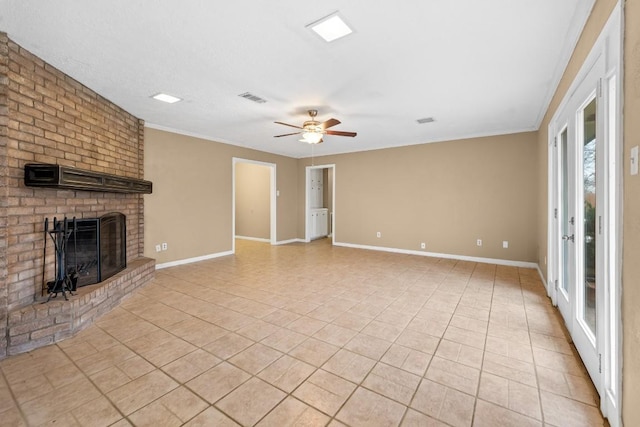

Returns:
0,239,606,426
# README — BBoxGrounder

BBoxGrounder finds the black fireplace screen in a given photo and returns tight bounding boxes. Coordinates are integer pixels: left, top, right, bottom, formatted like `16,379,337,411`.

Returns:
66,213,126,288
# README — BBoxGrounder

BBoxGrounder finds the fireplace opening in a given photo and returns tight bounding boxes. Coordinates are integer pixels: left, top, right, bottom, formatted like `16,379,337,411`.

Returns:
64,212,126,288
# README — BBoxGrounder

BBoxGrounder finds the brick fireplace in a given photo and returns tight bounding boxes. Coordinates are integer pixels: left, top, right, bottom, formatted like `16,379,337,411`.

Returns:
0,33,155,357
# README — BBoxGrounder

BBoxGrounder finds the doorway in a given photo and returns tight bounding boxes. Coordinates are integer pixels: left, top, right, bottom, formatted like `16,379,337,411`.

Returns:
305,164,335,242
547,4,621,425
232,158,277,252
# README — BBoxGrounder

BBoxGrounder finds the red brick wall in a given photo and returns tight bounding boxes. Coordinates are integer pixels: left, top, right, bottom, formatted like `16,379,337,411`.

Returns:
1,33,146,331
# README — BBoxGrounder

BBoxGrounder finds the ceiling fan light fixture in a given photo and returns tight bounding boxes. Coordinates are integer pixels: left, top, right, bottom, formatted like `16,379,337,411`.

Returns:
275,109,354,143
308,13,353,42
301,131,323,144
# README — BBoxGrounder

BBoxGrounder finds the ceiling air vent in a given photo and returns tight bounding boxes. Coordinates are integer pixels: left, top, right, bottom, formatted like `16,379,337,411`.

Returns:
416,117,435,124
238,92,267,104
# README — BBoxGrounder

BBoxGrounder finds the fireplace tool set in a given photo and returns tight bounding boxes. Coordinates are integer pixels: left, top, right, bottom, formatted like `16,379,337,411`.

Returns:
41,217,79,302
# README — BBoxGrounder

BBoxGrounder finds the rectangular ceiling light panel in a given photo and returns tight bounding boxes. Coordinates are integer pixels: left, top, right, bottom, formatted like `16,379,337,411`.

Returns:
308,13,353,42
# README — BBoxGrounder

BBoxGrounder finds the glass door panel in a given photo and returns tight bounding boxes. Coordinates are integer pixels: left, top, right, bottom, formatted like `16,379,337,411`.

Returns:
560,127,570,296
581,97,597,337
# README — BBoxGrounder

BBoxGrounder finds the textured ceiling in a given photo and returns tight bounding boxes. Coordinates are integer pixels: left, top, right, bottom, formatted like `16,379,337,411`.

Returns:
0,0,594,158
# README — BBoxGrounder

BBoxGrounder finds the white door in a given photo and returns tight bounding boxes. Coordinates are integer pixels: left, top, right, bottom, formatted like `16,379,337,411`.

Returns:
554,55,604,391
549,6,621,424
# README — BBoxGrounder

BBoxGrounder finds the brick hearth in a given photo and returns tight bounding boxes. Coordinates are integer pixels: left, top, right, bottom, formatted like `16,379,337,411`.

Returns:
7,257,154,355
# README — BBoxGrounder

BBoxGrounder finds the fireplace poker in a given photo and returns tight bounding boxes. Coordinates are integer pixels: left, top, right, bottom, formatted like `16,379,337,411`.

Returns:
41,218,48,297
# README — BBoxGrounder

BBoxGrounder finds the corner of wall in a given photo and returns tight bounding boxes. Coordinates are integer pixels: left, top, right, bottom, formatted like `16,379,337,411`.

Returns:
137,118,145,258
0,31,9,358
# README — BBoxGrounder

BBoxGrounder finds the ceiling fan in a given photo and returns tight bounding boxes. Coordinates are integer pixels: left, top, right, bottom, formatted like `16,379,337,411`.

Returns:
274,110,357,144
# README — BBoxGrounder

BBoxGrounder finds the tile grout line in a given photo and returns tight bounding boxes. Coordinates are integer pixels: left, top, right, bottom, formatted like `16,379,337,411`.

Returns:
468,261,496,427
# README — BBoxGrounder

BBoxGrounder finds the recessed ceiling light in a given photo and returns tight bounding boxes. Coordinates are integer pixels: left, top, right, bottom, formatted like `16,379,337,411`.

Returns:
151,93,182,104
308,13,353,42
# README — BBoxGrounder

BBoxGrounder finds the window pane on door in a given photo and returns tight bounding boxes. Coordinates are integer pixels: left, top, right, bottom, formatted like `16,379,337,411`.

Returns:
582,97,597,335
560,128,569,293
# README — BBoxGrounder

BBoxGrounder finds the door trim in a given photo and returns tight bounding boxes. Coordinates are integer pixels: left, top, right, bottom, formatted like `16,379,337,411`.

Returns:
305,164,336,243
232,157,277,252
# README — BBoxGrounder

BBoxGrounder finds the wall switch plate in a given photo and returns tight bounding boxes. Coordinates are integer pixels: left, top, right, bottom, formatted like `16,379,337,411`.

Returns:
161,242,168,250
631,146,639,175
477,239,482,247
503,241,509,248
155,244,161,252
276,190,280,196
376,232,381,238
421,242,426,249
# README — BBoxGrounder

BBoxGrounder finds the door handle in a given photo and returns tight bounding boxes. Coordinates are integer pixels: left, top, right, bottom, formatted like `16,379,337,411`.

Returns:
562,234,575,242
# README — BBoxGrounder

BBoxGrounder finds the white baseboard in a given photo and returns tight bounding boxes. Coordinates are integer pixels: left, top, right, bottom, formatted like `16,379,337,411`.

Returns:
235,236,270,243
273,238,305,245
536,264,547,287
156,250,234,270
332,241,538,269
236,236,306,245
156,241,538,271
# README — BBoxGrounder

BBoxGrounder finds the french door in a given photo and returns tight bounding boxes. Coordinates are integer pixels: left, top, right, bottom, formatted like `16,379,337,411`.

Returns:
548,5,622,423
555,55,604,391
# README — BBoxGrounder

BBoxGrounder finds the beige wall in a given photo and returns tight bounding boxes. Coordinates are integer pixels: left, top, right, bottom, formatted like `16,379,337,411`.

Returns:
143,128,298,264
623,0,640,423
235,162,271,240
299,133,539,262
146,127,539,264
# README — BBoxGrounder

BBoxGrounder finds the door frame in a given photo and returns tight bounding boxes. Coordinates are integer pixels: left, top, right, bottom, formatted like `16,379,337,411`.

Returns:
305,164,336,243
232,157,277,252
546,3,622,425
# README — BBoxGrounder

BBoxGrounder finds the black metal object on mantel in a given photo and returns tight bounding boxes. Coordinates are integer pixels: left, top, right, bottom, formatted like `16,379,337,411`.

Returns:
24,163,152,194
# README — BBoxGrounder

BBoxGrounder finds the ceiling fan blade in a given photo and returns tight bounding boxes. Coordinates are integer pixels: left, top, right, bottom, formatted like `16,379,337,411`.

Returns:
321,118,341,129
274,121,303,129
274,131,302,138
325,130,357,137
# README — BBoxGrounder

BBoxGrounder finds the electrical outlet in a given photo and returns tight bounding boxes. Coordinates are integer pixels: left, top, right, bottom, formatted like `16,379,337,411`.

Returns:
503,241,509,249
421,242,426,249
376,232,381,238
476,239,482,247
162,242,168,251
155,244,161,252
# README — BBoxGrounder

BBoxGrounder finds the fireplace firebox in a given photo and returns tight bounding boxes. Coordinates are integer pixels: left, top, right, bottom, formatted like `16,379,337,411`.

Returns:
57,213,126,289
